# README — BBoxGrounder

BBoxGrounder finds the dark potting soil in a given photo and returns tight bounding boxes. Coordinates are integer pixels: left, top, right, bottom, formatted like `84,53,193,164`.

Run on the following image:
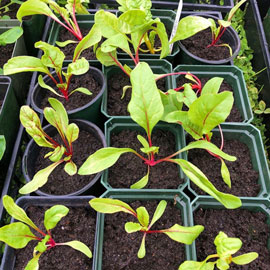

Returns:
193,208,270,270
38,72,101,112
0,0,20,19
177,76,243,122
181,28,231,61
58,28,97,60
107,129,184,189
102,200,185,270
187,135,260,197
0,43,14,68
107,71,167,116
14,205,96,270
33,129,103,195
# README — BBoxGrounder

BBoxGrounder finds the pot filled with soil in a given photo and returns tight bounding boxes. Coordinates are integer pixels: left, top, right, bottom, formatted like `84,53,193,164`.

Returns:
22,119,106,196
0,196,98,270
30,66,106,124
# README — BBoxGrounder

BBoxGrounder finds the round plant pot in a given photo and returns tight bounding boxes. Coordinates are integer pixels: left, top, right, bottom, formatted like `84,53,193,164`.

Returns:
22,119,106,196
178,14,241,65
30,66,106,124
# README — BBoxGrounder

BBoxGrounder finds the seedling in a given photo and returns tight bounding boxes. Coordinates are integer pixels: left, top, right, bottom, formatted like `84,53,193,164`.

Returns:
19,98,79,194
3,25,101,100
89,197,204,258
0,195,92,269
79,62,241,210
0,135,5,160
17,0,90,42
179,231,258,270
0,0,22,19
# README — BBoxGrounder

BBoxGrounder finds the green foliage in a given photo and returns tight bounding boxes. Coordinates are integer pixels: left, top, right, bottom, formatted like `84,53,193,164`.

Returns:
0,195,92,269
90,198,204,258
0,135,5,160
179,231,258,269
19,98,79,194
0,27,23,46
0,0,23,19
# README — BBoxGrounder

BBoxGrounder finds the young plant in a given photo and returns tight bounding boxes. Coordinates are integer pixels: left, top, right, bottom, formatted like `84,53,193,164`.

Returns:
19,98,79,194
171,0,247,56
0,0,22,19
3,25,101,100
0,195,92,269
79,62,241,209
89,197,204,258
0,135,5,160
179,231,258,270
17,0,90,42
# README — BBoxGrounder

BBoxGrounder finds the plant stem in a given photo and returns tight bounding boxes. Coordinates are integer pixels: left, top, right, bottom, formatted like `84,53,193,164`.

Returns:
109,52,130,77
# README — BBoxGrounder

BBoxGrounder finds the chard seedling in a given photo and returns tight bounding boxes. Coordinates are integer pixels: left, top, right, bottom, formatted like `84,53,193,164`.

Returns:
89,198,204,258
79,62,241,209
0,0,22,19
3,25,101,100
0,135,5,160
171,0,247,56
17,0,90,42
179,231,258,270
19,98,79,194
0,195,92,270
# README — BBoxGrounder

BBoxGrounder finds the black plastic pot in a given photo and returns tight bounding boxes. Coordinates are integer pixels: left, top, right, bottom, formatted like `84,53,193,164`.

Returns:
22,119,106,196
178,14,240,65
0,196,98,270
30,66,106,125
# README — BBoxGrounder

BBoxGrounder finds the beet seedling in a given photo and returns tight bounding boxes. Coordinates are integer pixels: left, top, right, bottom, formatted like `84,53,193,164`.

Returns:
89,197,204,258
0,195,92,270
19,98,79,194
179,231,258,270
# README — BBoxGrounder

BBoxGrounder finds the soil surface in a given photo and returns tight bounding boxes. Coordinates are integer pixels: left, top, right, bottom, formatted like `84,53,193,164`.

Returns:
14,205,96,270
0,43,14,68
177,76,243,122
102,200,185,270
32,129,103,195
107,71,167,116
58,28,97,60
107,129,184,189
193,208,270,270
0,0,20,19
187,135,260,197
38,72,101,112
181,28,231,61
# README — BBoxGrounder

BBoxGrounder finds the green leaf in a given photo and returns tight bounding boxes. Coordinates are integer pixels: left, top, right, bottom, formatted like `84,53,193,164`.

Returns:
3,195,38,230
48,146,65,162
163,224,204,244
78,147,136,175
55,40,78,47
228,0,247,22
101,33,131,54
38,75,63,97
44,205,69,231
232,252,258,265
128,62,164,136
0,222,35,248
4,56,50,76
182,84,197,107
137,135,149,149
89,198,136,216
125,222,142,233
149,200,167,228
201,77,224,95
140,146,159,155
96,47,118,67
179,261,209,270
259,100,266,111
171,16,211,42
118,10,147,33
130,169,150,189
63,240,92,258
19,160,63,194
67,57,89,76
66,0,89,15
160,91,183,120
25,252,42,270
35,235,50,253
174,159,242,209
69,87,92,96
0,135,6,160
216,258,230,270
64,160,77,176
221,159,231,188
0,27,23,45
137,234,146,258
136,207,149,227
218,19,231,28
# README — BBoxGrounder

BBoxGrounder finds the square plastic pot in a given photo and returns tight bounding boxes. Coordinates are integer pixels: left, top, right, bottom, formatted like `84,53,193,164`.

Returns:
0,196,98,270
101,59,173,119
93,189,193,270
101,118,187,190
173,65,253,123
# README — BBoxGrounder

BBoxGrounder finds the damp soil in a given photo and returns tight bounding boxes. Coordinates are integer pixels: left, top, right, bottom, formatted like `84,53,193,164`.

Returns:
32,128,103,195
57,28,97,60
14,205,96,270
187,135,260,197
193,208,270,270
0,43,14,68
181,28,231,61
107,129,184,189
107,71,167,116
102,200,185,270
0,0,20,19
38,71,101,112
177,76,243,122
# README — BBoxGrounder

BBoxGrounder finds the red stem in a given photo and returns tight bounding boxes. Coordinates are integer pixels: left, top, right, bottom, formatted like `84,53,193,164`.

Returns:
135,31,149,63
208,26,226,47
109,52,130,77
